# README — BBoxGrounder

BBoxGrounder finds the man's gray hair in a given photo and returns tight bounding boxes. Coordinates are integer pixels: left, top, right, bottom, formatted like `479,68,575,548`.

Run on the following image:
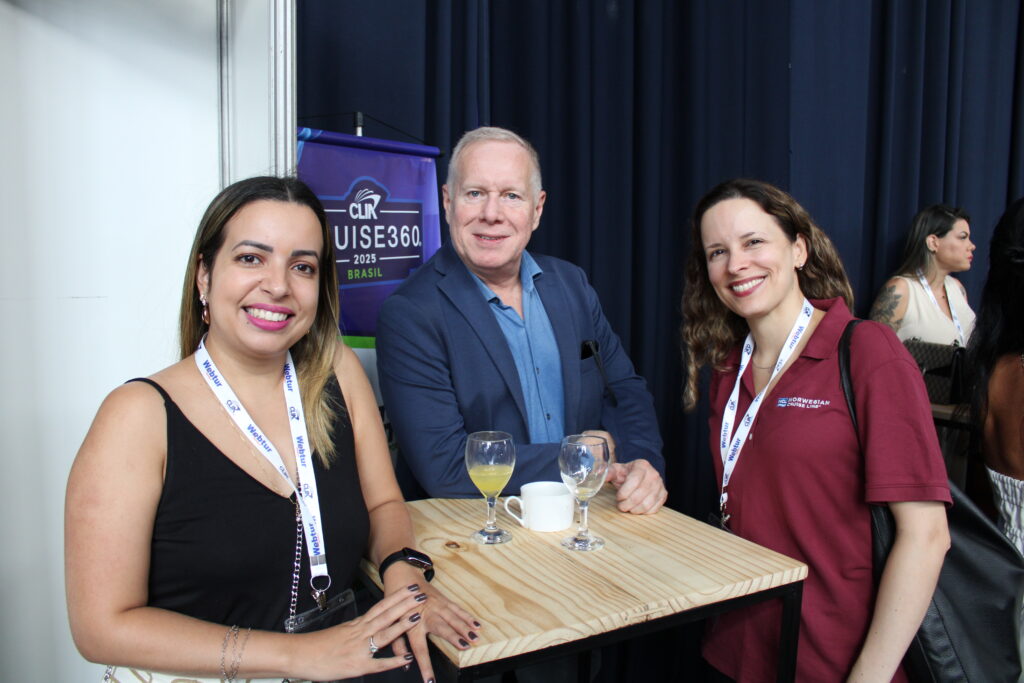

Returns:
446,126,543,199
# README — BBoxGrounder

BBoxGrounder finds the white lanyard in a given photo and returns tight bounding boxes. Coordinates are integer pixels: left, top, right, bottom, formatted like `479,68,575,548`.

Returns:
718,299,814,525
195,338,331,600
916,270,966,346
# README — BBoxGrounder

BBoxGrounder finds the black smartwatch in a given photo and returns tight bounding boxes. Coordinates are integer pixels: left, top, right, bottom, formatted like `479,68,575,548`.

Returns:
378,547,434,582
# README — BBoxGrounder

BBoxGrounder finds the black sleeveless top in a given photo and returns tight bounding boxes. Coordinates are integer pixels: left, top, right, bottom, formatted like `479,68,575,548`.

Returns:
136,376,370,631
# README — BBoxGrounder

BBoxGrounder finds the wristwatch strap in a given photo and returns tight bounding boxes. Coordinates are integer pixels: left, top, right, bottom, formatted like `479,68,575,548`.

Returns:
378,547,434,583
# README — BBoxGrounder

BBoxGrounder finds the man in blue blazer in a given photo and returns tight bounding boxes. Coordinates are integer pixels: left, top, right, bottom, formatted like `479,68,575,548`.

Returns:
376,127,666,513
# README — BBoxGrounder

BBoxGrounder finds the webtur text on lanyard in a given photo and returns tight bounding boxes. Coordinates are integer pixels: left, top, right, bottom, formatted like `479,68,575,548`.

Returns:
195,337,333,608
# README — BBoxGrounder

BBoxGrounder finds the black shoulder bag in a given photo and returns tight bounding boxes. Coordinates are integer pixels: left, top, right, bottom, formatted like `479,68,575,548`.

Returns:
839,319,1024,683
902,338,967,405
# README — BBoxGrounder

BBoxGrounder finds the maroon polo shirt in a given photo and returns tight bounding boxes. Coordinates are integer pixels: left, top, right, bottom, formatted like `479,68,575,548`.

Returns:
702,298,950,682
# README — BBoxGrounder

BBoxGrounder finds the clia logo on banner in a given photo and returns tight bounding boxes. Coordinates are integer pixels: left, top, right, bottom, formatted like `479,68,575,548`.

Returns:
320,177,428,340
326,178,424,281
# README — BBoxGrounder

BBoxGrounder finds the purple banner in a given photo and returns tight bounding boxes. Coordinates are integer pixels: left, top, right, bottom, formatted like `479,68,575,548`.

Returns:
297,128,441,344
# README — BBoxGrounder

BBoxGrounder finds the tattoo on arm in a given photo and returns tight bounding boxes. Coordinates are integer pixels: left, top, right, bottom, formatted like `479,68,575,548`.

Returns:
870,285,903,331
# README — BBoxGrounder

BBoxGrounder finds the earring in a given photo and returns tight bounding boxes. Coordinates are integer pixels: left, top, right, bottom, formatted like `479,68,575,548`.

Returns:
796,263,805,271
200,293,210,325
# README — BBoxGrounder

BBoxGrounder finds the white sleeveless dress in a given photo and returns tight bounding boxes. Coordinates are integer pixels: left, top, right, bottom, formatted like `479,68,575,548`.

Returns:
895,275,975,346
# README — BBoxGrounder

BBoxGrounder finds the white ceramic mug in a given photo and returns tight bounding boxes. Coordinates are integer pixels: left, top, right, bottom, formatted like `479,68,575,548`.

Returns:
503,481,574,532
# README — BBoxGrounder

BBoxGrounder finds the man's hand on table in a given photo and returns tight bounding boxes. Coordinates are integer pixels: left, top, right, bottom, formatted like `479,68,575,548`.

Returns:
580,430,666,514
382,562,481,682
607,459,667,514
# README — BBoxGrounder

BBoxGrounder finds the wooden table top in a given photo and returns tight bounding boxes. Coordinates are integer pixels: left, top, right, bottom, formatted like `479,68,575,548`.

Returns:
364,486,807,668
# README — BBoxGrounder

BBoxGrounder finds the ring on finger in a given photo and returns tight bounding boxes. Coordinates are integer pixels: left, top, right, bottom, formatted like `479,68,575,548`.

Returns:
368,635,379,655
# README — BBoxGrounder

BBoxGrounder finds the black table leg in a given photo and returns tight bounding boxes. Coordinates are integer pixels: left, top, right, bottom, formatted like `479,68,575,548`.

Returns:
576,649,591,683
775,581,803,683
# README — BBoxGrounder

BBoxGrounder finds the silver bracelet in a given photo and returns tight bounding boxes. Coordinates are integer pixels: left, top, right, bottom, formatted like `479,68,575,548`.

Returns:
227,627,252,681
220,625,240,680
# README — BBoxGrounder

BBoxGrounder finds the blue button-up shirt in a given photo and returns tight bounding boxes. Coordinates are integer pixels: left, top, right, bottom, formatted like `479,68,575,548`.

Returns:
472,252,565,444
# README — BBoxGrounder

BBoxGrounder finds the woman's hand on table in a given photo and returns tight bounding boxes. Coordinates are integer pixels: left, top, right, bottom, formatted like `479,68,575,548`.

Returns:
292,586,424,681
382,563,481,682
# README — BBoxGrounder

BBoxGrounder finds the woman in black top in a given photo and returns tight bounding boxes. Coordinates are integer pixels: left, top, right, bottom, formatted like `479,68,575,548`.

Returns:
66,177,478,682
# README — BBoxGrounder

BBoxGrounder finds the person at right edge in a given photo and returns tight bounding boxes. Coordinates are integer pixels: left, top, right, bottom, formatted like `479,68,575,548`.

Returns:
966,197,1024,671
681,178,951,681
967,197,1024,556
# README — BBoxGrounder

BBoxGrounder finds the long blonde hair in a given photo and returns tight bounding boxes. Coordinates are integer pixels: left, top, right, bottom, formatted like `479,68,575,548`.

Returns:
179,176,342,464
681,179,854,411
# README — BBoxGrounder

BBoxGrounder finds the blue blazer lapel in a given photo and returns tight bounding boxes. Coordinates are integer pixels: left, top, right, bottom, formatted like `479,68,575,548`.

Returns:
535,265,582,435
434,243,529,427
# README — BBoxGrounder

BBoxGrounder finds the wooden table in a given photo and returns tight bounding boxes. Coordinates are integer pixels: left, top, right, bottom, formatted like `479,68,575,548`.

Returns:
364,487,808,682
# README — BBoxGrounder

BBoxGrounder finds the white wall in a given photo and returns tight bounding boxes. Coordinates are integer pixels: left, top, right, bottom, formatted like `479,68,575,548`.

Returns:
0,1,220,678
224,0,297,181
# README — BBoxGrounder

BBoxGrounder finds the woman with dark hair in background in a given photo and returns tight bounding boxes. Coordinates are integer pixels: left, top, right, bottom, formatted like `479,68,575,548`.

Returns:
682,179,950,681
869,204,976,345
967,198,1024,556
66,176,477,683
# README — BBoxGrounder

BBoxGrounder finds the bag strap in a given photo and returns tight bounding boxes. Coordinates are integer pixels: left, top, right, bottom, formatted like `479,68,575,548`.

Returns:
837,319,895,583
838,320,863,437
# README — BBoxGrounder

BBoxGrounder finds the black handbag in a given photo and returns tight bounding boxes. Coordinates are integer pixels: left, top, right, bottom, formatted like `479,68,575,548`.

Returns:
840,320,1024,682
902,338,967,405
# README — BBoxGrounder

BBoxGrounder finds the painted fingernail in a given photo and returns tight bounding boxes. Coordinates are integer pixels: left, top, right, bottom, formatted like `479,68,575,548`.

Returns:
468,631,478,640
404,664,411,672
428,679,435,683
409,613,421,623
473,620,481,627
459,638,469,647
407,584,420,591
404,653,415,661
414,593,428,602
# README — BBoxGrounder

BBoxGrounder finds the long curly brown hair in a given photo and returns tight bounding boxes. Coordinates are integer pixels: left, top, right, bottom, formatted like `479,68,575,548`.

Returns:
179,176,342,464
681,179,854,411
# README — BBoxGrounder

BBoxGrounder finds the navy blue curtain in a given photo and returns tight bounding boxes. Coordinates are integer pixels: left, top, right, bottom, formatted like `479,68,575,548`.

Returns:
299,2,1024,676
787,1,1023,308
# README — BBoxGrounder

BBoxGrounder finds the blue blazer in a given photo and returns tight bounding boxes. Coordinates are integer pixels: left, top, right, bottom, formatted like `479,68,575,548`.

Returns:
376,242,664,498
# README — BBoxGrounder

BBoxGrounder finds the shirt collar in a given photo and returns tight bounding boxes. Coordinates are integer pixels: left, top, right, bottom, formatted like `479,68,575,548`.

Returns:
801,297,853,360
723,296,852,364
470,251,544,303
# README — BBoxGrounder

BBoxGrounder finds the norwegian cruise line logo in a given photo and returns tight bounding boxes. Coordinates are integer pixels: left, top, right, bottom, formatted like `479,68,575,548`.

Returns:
776,396,831,409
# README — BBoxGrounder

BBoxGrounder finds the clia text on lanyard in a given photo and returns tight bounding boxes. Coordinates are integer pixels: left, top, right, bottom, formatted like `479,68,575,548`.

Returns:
195,337,332,608
718,299,814,528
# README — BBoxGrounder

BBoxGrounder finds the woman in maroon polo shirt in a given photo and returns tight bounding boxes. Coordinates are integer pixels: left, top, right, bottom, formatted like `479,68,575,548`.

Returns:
681,179,951,682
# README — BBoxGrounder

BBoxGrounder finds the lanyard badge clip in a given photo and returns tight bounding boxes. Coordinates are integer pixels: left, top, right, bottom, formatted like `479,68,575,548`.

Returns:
311,573,331,611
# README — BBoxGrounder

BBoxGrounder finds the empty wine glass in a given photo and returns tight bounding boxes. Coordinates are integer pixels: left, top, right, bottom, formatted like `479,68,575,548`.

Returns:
558,434,609,551
465,431,516,544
